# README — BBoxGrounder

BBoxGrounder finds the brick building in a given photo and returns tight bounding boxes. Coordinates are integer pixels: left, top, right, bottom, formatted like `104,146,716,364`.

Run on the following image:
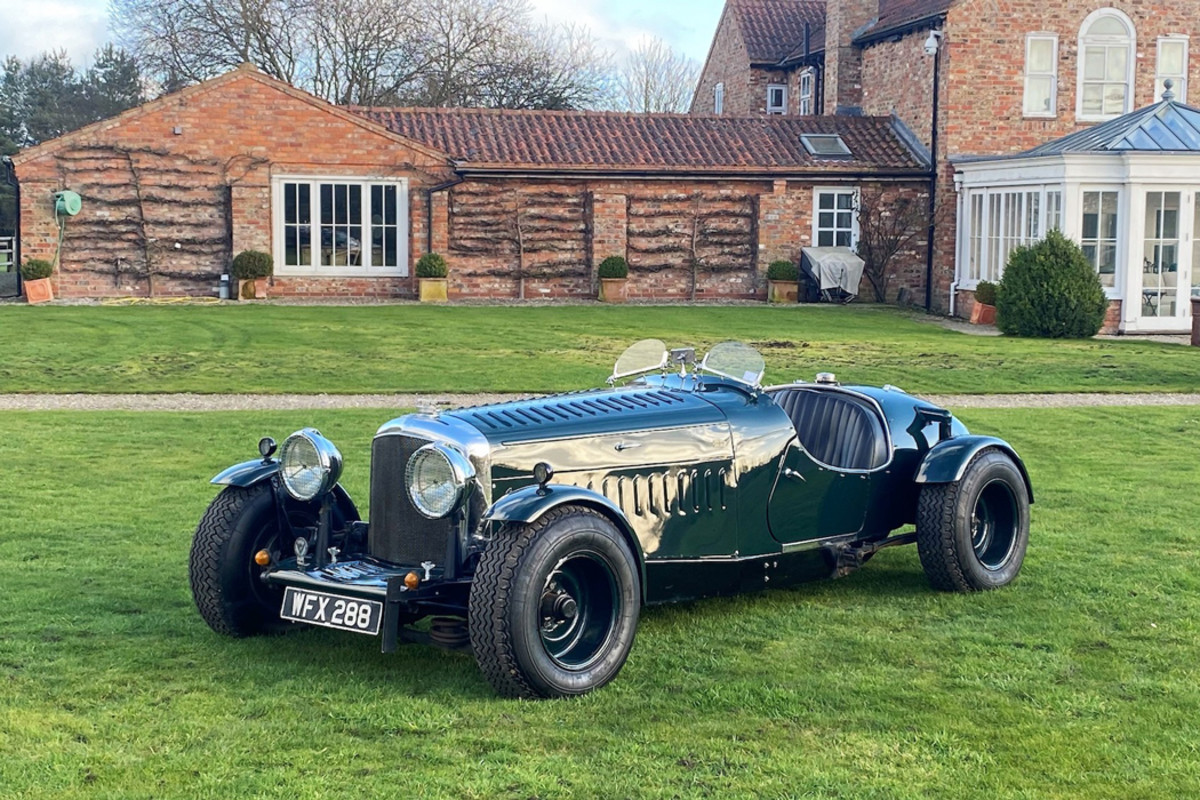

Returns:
12,65,928,301
694,0,1200,330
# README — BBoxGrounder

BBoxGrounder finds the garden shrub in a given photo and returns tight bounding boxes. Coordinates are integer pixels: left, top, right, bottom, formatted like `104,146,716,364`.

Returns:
973,279,997,306
416,252,448,278
766,260,797,282
996,230,1107,338
231,250,273,280
598,256,628,279
20,258,53,280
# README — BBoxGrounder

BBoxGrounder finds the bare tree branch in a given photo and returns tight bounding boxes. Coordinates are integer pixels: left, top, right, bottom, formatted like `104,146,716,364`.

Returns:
615,37,699,113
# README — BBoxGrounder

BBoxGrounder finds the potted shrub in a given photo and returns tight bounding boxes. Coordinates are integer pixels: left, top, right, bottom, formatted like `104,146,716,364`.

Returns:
970,279,998,325
21,258,54,304
416,252,449,302
597,256,628,303
231,250,273,300
996,231,1107,338
766,260,799,303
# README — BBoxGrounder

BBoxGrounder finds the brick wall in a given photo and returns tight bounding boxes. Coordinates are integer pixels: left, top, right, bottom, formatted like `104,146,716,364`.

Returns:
14,66,452,299
945,0,1200,155
692,6,752,115
825,0,878,113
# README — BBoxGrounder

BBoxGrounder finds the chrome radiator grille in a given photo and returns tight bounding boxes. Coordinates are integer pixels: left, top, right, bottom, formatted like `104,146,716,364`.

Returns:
369,433,452,566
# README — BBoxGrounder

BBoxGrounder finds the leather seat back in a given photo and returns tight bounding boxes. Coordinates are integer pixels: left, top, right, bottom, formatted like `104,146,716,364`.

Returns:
771,388,889,471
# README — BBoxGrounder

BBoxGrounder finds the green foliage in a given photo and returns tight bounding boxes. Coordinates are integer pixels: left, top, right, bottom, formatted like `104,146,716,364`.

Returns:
973,279,997,306
19,258,52,280
997,230,1108,338
766,259,797,282
0,47,144,151
598,255,628,279
230,249,272,280
2,407,1200,798
416,252,448,278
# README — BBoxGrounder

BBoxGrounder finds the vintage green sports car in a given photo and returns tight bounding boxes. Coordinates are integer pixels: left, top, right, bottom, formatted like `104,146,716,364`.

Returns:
190,340,1032,698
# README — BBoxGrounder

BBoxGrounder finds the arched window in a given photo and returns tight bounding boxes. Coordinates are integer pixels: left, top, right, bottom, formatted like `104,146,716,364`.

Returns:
1077,9,1136,120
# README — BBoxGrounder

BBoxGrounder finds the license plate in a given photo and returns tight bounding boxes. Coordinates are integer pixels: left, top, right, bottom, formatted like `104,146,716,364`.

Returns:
280,588,382,636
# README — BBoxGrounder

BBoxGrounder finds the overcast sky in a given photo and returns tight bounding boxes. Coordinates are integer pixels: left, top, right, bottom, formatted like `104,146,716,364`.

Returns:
0,0,725,67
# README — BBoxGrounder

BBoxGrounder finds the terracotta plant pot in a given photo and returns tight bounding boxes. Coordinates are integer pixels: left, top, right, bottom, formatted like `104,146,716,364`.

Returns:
419,278,449,303
237,278,270,300
24,277,54,304
599,278,628,303
970,302,997,325
767,280,799,303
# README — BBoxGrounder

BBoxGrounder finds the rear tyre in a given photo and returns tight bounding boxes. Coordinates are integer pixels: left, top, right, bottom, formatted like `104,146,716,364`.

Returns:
469,506,640,698
916,448,1030,592
190,484,295,636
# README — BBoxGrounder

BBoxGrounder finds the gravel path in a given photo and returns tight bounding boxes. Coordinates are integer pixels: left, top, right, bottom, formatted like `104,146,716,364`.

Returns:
2,391,1200,411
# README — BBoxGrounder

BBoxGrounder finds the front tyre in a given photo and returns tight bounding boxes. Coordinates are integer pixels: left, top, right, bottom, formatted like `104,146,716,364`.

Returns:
190,483,292,636
916,448,1030,592
469,506,640,698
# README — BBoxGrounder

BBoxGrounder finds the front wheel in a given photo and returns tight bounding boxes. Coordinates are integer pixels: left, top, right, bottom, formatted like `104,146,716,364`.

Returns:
916,448,1030,592
189,483,295,636
469,506,641,698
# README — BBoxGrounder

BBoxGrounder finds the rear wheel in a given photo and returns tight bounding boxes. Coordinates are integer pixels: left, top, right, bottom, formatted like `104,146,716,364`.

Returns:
190,484,297,636
916,449,1030,592
469,506,640,698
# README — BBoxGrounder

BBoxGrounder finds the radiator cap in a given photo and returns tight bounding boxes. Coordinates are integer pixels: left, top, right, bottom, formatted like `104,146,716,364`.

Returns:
815,372,838,385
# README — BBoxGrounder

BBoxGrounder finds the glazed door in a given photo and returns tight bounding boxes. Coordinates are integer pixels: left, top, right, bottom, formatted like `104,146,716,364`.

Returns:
766,439,872,544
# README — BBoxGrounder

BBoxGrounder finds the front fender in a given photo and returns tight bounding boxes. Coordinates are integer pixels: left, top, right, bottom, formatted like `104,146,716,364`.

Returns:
210,459,361,521
483,484,646,601
211,458,279,487
915,435,1034,503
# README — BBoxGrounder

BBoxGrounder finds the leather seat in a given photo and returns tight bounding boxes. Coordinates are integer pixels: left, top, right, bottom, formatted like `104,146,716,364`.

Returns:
771,388,888,471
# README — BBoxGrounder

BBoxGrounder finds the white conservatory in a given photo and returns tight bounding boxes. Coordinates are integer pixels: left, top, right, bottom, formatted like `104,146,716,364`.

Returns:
953,88,1200,333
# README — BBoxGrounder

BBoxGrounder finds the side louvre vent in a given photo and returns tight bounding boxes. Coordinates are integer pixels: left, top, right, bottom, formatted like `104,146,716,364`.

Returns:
598,468,729,520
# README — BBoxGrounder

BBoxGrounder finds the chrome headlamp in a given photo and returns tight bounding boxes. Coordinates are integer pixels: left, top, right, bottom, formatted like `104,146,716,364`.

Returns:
406,443,475,519
278,428,343,502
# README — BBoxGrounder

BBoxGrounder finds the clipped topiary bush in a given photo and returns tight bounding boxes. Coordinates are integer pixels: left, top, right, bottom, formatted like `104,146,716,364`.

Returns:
766,260,797,282
20,258,53,280
416,252,448,278
231,250,273,280
974,279,997,306
598,256,628,279
996,230,1108,338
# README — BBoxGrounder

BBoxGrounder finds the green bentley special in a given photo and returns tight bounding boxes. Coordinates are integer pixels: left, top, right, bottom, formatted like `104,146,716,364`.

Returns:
190,340,1032,698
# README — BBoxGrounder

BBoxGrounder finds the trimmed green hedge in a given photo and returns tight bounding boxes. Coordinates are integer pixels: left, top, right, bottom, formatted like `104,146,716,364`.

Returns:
997,230,1107,338
974,279,997,306
766,260,797,282
416,252,448,278
20,258,53,280
598,256,628,279
231,250,273,280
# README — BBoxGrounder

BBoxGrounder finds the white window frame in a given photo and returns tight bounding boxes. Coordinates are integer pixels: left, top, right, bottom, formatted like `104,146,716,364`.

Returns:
714,82,725,115
766,83,787,114
1079,186,1123,294
799,69,814,115
1076,8,1136,122
960,185,1062,287
812,187,860,249
1156,35,1189,102
272,175,409,277
1023,33,1058,118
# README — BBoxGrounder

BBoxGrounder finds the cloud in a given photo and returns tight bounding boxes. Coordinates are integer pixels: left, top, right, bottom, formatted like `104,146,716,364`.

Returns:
527,0,722,62
0,0,110,64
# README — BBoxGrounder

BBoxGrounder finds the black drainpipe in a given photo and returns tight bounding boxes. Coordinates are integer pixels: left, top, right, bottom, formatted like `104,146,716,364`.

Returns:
924,33,942,313
426,175,464,254
2,156,21,294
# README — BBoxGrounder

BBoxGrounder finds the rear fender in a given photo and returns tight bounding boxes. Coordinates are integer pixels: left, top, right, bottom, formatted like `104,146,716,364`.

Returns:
915,435,1034,503
483,484,647,601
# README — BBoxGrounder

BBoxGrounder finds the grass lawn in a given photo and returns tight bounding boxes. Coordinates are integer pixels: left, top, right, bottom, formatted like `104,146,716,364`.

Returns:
1,304,1198,395
1,407,1197,799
